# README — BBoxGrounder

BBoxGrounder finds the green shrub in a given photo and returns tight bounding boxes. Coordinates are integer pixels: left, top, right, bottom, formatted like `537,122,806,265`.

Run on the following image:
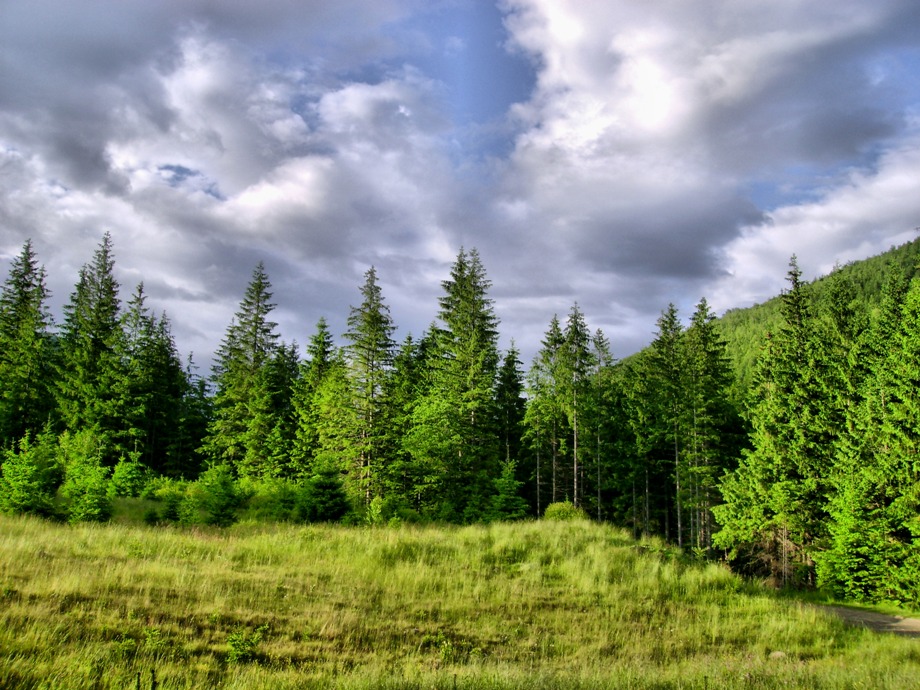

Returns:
0,431,60,518
108,456,148,498
58,429,112,523
297,467,351,523
227,624,268,664
543,500,588,521
238,478,299,522
190,464,241,527
487,460,529,522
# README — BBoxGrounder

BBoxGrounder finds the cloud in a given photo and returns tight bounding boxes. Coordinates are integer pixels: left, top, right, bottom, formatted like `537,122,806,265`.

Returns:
1,0,919,369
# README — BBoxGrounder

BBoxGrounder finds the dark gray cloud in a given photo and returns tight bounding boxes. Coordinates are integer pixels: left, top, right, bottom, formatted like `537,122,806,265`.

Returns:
2,0,920,366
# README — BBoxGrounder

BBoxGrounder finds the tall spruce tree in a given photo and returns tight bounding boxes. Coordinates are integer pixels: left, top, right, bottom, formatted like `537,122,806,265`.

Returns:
405,248,500,521
560,304,595,508
114,283,189,471
587,328,614,521
203,262,280,478
0,240,56,446
523,315,568,513
818,269,920,603
496,343,528,513
648,303,685,543
682,297,738,550
714,257,841,585
291,318,336,477
57,233,125,463
344,266,396,502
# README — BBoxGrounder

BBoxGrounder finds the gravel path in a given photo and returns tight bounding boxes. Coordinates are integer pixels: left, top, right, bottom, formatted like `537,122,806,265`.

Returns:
824,605,920,637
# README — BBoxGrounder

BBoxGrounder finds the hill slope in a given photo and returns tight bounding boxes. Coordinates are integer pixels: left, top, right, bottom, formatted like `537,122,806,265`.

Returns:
1,515,918,688
717,237,920,400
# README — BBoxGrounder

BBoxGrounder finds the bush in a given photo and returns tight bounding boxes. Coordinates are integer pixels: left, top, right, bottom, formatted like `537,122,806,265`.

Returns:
227,624,268,664
297,468,351,523
238,478,299,522
142,477,187,523
543,500,588,521
487,460,529,522
58,429,112,523
365,494,420,526
0,431,60,518
188,464,241,527
108,456,148,498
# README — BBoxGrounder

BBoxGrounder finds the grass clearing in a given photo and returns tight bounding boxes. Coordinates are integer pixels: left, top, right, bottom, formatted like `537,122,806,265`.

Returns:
0,514,917,688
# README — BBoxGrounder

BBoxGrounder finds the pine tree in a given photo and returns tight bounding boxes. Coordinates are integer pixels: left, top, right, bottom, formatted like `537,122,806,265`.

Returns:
714,257,841,585
560,304,595,508
587,328,615,521
203,262,280,477
291,318,337,477
57,233,125,463
114,284,189,471
647,303,685,543
682,297,738,550
0,240,56,446
405,248,501,521
523,315,568,513
344,267,396,503
818,269,920,603
496,344,528,511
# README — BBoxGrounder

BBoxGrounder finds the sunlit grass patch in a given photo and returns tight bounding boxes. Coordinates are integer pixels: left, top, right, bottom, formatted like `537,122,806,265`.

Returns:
0,515,917,688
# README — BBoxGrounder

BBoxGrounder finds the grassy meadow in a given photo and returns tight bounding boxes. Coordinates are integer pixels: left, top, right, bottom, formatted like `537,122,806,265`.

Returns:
0,513,918,689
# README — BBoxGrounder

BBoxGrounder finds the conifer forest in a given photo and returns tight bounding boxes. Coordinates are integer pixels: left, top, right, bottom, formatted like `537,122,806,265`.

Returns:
2,233,920,607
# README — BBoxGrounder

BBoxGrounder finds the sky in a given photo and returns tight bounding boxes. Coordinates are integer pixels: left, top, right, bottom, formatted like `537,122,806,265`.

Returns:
2,0,920,368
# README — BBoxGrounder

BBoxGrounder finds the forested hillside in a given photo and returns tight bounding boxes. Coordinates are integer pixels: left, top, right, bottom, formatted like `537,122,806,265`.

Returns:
2,234,919,605
717,237,920,400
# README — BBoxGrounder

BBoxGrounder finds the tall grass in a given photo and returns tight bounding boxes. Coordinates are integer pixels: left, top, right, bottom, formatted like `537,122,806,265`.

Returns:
0,515,917,688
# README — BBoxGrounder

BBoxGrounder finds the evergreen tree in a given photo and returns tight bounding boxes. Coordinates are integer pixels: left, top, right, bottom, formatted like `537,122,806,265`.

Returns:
114,284,189,471
258,341,301,478
291,318,336,477
0,240,56,446
344,266,396,503
560,304,595,508
523,315,568,514
682,297,739,550
383,332,434,511
405,249,500,521
587,328,615,521
647,303,685,543
714,258,842,585
202,262,280,477
311,353,362,502
57,233,124,463
818,269,920,603
496,344,528,508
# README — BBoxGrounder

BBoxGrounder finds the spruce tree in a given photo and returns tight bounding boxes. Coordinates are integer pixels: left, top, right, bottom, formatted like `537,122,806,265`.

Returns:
647,303,685,543
0,240,56,446
819,269,920,603
496,344,528,511
405,248,500,521
114,283,189,471
57,233,125,463
560,304,595,508
344,266,396,502
203,262,280,477
682,297,738,550
291,318,336,477
714,257,841,585
523,315,568,513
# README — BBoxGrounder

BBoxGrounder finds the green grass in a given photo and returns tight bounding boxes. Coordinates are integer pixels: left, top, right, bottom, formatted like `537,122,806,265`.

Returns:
0,515,917,689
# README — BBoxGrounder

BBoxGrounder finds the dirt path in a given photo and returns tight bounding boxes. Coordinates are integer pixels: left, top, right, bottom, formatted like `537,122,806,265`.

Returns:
824,605,920,637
